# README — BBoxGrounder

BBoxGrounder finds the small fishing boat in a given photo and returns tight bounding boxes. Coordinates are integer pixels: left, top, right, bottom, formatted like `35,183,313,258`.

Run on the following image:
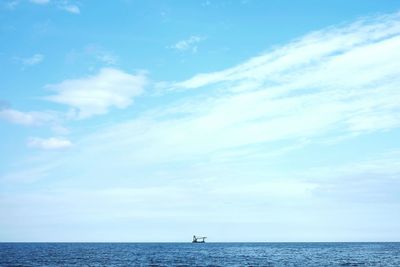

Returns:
192,235,207,243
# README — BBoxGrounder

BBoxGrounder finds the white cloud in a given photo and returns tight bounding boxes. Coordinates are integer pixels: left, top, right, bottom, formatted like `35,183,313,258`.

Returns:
0,165,54,183
29,0,50,5
45,68,147,119
27,0,80,14
0,108,55,126
4,0,19,9
18,53,44,67
28,137,72,150
85,45,118,65
72,11,400,166
173,13,400,90
95,52,117,65
170,35,206,52
60,4,79,14
66,45,118,66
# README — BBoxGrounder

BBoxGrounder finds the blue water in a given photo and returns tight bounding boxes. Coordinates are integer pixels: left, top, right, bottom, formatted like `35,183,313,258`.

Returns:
1,242,400,266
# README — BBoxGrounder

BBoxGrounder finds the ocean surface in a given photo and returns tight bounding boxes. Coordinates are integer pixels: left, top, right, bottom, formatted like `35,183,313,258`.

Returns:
1,242,400,266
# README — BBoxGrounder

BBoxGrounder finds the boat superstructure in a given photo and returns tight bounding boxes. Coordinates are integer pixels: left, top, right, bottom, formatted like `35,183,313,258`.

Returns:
192,235,207,243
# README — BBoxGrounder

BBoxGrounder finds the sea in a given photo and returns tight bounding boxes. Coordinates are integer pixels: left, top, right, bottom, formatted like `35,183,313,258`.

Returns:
1,242,400,266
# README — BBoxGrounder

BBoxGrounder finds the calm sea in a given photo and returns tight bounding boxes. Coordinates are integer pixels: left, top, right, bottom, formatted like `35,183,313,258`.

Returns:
1,242,399,266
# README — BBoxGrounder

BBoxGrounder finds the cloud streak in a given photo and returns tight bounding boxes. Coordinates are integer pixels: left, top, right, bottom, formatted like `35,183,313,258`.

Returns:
169,35,206,53
29,0,50,5
7,12,400,174
17,53,44,68
59,4,79,14
0,108,55,126
45,68,147,119
33,11,400,168
28,137,72,150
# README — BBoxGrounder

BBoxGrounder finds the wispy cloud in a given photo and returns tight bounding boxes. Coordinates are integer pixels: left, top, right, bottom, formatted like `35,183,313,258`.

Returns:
28,137,72,150
60,4,79,14
17,53,44,68
56,0,80,14
66,45,119,66
29,0,50,5
173,14,400,90
24,0,79,14
169,35,206,53
70,12,400,167
3,0,19,10
44,68,147,119
0,108,55,126
84,45,118,65
6,12,400,165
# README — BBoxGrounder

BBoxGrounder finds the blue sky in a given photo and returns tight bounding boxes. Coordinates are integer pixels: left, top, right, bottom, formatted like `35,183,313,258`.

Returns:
1,0,400,242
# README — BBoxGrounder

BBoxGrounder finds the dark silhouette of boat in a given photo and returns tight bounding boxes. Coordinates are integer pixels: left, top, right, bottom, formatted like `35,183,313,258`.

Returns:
192,235,207,243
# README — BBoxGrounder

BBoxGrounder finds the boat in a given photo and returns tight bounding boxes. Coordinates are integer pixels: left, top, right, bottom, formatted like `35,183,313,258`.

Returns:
192,235,207,243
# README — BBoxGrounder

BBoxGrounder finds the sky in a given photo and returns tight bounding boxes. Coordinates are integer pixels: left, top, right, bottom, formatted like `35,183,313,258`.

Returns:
1,0,400,242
